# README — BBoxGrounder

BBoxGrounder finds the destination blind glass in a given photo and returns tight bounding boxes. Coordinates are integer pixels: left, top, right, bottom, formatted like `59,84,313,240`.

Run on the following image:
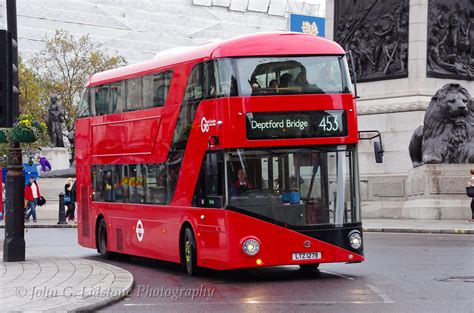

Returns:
246,110,347,140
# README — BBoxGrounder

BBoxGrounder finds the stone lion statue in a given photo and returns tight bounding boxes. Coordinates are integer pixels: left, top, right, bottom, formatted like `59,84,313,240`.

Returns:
409,83,474,167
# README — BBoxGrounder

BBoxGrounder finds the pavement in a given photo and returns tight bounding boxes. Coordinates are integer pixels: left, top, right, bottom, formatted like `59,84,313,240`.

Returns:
0,219,77,228
0,256,133,312
362,218,474,234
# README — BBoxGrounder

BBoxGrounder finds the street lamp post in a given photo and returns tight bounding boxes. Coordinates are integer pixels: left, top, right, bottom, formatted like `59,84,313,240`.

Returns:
2,0,25,262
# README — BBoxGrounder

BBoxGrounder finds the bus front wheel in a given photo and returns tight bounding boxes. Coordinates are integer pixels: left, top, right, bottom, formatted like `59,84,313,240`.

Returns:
299,264,320,272
182,227,198,276
97,219,111,259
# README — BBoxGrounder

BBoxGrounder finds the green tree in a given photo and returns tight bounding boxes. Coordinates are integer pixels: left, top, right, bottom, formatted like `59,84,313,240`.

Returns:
18,57,49,154
31,29,127,133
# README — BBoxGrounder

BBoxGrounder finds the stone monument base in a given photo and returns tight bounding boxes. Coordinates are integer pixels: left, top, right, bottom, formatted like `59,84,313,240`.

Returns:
41,147,70,172
360,164,472,220
402,164,472,220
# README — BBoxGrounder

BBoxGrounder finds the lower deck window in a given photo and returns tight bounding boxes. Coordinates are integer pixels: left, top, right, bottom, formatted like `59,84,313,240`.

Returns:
91,162,180,205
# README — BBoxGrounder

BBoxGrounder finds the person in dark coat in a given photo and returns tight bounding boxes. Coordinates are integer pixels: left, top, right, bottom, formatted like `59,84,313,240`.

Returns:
71,180,77,223
64,178,75,222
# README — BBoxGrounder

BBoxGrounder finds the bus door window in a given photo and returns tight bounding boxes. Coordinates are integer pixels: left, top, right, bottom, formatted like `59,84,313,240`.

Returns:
193,152,225,208
207,152,225,207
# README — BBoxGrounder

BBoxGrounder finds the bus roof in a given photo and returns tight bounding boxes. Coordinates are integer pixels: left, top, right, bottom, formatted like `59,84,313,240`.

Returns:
88,32,346,86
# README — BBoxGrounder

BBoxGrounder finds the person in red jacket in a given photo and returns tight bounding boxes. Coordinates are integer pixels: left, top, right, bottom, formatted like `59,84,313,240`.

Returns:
25,176,41,222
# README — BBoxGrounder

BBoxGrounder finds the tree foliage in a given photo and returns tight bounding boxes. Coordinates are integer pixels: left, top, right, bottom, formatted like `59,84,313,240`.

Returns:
18,57,49,153
30,29,127,133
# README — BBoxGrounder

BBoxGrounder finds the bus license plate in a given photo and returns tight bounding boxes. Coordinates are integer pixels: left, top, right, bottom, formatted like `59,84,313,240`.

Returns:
292,252,321,261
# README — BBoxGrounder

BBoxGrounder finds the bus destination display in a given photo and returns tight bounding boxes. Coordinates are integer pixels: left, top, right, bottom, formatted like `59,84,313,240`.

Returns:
246,110,347,140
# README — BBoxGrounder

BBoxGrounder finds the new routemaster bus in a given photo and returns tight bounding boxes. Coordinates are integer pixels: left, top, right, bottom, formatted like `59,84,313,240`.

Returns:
76,32,364,275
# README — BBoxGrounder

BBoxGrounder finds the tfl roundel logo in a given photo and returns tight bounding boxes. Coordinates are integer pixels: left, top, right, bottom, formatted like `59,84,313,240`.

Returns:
136,220,144,242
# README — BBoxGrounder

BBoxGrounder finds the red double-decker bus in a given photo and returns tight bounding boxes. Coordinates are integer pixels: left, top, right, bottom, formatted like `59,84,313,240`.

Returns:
76,32,364,275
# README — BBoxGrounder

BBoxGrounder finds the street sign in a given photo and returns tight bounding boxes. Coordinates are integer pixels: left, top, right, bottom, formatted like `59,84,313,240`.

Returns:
289,14,325,37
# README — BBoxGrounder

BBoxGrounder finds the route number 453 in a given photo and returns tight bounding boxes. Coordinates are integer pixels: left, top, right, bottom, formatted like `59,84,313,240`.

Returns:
319,115,339,132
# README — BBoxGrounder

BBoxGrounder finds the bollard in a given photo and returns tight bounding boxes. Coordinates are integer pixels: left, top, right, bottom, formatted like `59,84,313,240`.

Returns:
58,192,67,224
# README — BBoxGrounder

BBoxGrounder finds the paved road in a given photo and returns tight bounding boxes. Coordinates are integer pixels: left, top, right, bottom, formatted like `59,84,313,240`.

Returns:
1,229,473,312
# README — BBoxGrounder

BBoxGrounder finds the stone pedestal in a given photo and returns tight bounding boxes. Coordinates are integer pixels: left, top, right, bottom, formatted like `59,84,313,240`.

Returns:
402,164,472,220
41,147,70,171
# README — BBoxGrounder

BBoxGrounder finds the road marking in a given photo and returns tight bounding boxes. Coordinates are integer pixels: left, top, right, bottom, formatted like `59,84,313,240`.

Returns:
319,270,355,280
124,300,392,306
366,284,394,304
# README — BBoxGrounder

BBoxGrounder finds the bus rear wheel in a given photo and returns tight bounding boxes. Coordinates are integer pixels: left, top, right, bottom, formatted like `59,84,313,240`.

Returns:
97,219,111,259
299,264,320,272
182,227,198,276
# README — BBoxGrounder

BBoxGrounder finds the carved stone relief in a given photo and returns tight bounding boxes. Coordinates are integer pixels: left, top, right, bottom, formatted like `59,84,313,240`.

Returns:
427,0,474,80
334,0,409,82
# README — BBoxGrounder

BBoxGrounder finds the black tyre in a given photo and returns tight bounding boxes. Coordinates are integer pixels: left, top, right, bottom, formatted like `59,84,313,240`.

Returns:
299,263,320,271
97,219,111,259
182,227,198,276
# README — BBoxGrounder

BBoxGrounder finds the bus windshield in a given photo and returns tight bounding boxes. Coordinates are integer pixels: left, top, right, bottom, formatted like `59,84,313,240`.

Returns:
235,55,352,96
226,146,360,226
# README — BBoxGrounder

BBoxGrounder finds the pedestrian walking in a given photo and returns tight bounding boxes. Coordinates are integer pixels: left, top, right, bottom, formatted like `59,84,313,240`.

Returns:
24,176,41,222
64,178,75,222
2,182,5,220
71,180,77,223
468,168,474,222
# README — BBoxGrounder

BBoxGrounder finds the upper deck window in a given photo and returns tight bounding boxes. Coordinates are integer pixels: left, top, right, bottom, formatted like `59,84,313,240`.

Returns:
235,56,352,96
78,70,174,118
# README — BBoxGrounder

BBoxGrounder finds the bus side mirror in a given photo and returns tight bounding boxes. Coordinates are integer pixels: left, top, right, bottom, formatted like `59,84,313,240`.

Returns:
374,141,383,164
359,130,384,164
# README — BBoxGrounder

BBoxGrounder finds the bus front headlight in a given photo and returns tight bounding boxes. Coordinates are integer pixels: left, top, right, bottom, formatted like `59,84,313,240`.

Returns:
348,230,362,250
242,238,260,256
